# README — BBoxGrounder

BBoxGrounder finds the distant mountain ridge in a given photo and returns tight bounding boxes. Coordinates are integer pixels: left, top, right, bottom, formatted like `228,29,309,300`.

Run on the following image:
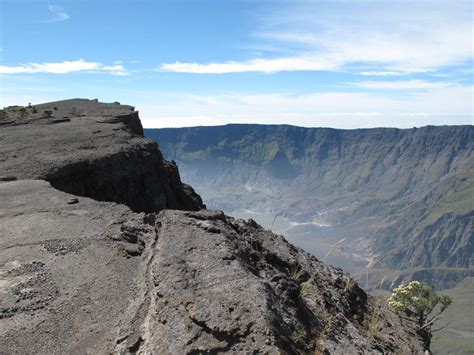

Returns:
146,124,473,286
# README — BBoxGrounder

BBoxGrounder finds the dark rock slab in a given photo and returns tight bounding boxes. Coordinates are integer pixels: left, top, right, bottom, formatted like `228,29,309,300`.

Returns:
0,99,203,213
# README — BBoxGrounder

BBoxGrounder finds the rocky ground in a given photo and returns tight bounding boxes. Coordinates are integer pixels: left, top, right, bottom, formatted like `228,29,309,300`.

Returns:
0,99,425,354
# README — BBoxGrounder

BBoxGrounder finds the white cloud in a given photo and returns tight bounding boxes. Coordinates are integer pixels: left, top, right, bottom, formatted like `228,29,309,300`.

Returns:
0,59,128,75
47,5,70,22
350,80,456,90
138,85,473,128
160,57,339,74
161,1,473,74
399,112,469,116
359,71,404,77
101,64,128,76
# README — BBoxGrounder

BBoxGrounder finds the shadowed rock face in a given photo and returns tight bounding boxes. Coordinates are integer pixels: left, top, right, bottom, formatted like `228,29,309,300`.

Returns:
0,100,425,354
0,99,204,213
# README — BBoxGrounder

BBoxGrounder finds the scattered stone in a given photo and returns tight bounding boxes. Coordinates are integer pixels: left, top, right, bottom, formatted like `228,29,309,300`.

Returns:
48,118,71,124
0,176,17,181
67,198,79,204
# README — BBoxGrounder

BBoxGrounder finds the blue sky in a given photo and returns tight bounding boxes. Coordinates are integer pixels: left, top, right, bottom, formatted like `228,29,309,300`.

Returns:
1,0,472,128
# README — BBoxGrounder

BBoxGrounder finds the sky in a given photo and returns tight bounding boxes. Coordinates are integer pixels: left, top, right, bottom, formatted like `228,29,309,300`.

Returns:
0,0,473,128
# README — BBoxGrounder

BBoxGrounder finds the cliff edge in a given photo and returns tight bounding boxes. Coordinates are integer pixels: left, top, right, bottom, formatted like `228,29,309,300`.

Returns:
0,99,204,212
0,100,425,354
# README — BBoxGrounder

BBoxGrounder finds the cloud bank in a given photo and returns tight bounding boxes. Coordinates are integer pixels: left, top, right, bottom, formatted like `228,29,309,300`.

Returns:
138,84,473,128
160,1,473,74
160,57,339,74
350,80,456,90
0,59,128,75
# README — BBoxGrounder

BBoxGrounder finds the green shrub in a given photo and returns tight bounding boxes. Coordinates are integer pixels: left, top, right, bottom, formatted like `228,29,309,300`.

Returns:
42,110,53,118
389,281,452,350
389,281,452,326
18,107,27,118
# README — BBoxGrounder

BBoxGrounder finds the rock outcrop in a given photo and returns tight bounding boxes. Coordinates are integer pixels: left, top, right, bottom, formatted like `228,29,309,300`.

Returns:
0,100,425,353
0,99,204,212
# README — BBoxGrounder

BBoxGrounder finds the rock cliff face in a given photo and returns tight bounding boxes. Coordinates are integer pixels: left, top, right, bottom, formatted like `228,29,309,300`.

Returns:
0,100,424,353
1,99,204,212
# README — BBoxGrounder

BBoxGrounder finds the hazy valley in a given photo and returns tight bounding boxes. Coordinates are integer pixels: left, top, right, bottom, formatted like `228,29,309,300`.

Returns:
147,124,473,287
147,124,474,352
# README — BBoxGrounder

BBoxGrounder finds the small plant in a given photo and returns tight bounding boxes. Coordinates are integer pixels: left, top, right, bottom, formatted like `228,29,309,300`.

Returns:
368,309,383,337
42,110,53,118
32,107,38,113
53,106,58,110
343,277,356,294
18,107,27,118
293,329,306,346
322,237,346,262
0,154,6,162
290,263,305,281
389,281,452,351
70,107,79,116
251,240,267,262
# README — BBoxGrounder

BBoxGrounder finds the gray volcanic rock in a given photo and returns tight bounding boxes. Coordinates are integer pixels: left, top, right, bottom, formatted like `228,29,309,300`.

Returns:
0,100,425,353
0,99,203,212
132,209,424,354
0,180,148,353
0,181,424,354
